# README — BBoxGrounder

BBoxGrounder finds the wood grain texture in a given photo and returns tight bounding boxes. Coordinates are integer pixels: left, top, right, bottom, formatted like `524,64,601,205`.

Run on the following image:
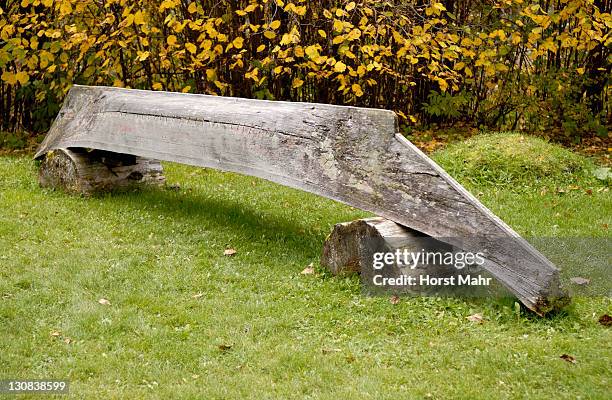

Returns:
35,85,567,314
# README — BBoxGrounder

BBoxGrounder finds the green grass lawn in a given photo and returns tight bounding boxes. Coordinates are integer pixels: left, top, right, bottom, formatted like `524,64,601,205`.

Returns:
0,134,610,399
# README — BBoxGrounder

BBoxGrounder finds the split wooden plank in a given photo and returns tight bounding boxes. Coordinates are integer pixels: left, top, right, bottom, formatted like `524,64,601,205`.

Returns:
35,85,568,314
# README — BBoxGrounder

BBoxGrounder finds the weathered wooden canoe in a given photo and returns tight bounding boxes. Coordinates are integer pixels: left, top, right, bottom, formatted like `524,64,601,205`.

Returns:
35,85,568,314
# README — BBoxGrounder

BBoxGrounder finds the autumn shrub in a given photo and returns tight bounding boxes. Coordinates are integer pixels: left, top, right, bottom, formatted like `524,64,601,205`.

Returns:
0,0,610,138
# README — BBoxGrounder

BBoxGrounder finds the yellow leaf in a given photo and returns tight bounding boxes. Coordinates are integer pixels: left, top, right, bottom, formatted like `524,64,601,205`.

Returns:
270,20,281,30
264,31,276,39
1,71,17,85
152,82,163,90
318,30,327,39
214,80,226,90
576,67,585,75
346,2,356,11
201,40,212,50
351,83,363,97
182,86,191,93
332,35,344,45
257,44,266,52
489,29,506,41
206,69,216,81
188,2,197,13
333,19,344,33
123,14,134,27
292,78,304,88
137,50,150,61
245,68,259,81
433,2,446,11
334,61,347,73
437,78,448,91
134,10,145,25
232,37,244,49
159,0,176,12
59,0,72,16
185,43,197,54
305,45,320,59
167,35,177,45
323,9,332,19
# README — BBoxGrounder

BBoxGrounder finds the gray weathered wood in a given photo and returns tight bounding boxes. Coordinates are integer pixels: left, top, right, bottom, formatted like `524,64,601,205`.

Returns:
35,85,568,314
322,217,505,297
322,217,414,276
38,148,164,194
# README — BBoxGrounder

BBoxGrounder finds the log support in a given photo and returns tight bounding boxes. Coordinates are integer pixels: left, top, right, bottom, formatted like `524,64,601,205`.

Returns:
323,217,506,298
38,148,165,195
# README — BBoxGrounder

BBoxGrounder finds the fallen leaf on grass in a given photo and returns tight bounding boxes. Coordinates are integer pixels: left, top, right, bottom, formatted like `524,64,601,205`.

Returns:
598,314,612,327
192,293,204,299
570,277,590,285
64,338,72,344
560,354,576,364
50,331,61,337
467,313,484,323
301,263,315,275
321,348,341,354
218,344,233,352
389,295,400,305
98,298,111,306
224,248,237,256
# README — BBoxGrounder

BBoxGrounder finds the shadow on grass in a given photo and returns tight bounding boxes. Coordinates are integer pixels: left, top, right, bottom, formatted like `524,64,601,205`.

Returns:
88,187,578,322
105,186,329,258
